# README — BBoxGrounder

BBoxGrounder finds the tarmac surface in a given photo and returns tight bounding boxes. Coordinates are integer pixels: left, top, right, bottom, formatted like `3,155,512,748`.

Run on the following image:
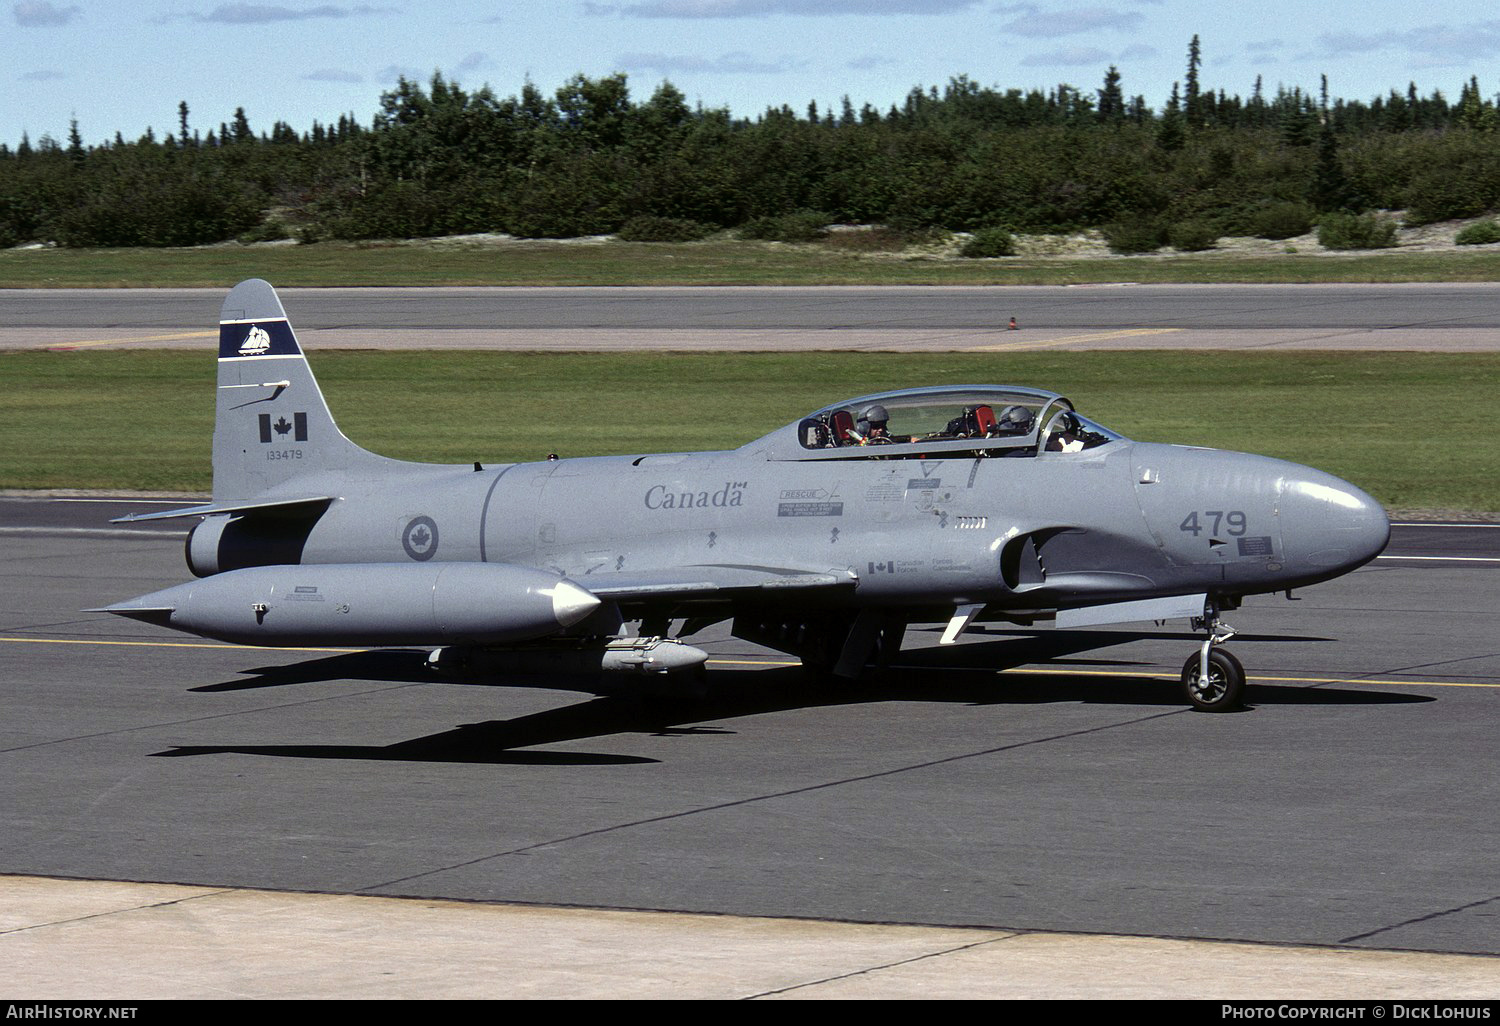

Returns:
8,282,1500,352
4,283,1499,997
2,496,1499,998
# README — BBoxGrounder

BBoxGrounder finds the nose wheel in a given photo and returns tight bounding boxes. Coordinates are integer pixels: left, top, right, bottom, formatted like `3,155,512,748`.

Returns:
1181,612,1245,712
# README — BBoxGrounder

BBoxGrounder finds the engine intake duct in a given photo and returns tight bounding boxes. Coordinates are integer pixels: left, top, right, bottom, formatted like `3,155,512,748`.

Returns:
186,510,322,577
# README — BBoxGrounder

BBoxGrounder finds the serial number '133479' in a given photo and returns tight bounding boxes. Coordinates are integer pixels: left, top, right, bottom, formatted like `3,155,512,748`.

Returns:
267,449,304,461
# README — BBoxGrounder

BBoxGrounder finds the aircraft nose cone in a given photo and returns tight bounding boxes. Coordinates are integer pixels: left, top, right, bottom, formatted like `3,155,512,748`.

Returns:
1278,471,1390,576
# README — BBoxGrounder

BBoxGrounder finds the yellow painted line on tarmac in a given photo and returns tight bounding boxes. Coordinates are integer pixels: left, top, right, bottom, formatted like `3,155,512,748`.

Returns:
991,665,1500,689
707,658,801,667
709,656,1500,690
46,330,217,351
6,637,1493,689
968,328,1182,352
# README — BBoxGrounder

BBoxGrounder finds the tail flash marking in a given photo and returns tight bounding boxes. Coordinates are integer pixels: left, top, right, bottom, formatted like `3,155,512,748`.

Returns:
239,325,271,355
219,317,301,361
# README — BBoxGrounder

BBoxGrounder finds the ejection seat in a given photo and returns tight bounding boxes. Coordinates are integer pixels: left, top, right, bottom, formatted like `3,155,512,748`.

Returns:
829,410,857,445
973,405,997,436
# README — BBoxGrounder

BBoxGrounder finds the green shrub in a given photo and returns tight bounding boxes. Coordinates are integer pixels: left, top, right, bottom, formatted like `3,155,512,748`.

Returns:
1167,220,1219,252
1102,218,1167,254
237,219,291,244
1405,165,1499,225
615,215,716,242
737,210,830,243
820,226,914,252
1247,201,1314,240
959,227,1017,258
54,178,264,247
1455,220,1500,246
1317,212,1398,250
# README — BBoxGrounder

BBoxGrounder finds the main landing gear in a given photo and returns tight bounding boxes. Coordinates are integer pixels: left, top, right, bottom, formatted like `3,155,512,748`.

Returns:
1181,606,1245,712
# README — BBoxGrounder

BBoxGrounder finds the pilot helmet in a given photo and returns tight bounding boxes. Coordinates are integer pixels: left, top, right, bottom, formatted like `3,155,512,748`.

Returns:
1052,412,1079,434
997,405,1034,433
860,404,890,427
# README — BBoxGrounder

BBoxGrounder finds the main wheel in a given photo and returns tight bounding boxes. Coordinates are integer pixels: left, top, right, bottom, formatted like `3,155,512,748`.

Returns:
1180,648,1246,712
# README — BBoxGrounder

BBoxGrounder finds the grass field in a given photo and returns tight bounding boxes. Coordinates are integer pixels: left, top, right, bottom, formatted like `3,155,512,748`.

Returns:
5,237,1500,287
3,349,1496,512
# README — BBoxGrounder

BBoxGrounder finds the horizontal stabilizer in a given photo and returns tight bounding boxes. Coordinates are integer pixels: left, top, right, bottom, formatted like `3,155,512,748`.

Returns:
112,495,333,523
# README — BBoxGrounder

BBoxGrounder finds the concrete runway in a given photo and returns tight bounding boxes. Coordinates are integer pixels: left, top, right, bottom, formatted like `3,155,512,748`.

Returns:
8,283,1500,352
3,496,1499,996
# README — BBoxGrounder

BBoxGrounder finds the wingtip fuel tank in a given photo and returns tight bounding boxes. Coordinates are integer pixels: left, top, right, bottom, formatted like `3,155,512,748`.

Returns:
103,563,600,648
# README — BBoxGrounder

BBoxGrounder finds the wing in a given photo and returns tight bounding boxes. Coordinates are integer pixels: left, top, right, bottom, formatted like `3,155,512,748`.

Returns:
574,563,858,605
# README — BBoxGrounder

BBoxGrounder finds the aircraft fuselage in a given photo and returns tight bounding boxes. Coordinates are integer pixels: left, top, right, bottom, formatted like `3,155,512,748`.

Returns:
200,437,1385,617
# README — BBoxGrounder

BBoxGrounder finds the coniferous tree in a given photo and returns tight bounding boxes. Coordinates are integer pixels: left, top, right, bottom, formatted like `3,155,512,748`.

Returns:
1184,35,1203,128
67,118,84,164
1159,82,1185,151
1098,65,1125,124
1309,124,1355,212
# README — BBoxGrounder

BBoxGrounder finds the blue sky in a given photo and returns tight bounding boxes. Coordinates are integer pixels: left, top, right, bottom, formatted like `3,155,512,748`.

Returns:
6,1,1500,147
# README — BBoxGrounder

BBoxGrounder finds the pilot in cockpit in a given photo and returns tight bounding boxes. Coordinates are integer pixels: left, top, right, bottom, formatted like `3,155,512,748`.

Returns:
855,404,907,444
994,404,1035,437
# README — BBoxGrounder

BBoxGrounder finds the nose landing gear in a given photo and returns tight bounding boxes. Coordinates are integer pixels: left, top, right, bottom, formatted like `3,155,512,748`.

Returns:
1182,608,1245,712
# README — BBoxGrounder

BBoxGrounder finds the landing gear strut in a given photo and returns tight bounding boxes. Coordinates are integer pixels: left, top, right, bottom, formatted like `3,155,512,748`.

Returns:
1181,606,1245,712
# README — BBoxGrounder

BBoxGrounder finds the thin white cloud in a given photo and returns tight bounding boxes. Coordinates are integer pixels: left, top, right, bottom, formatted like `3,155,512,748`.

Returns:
20,68,67,80
377,64,424,84
1245,38,1284,57
193,4,397,24
1318,21,1500,65
303,69,363,82
1019,45,1112,67
617,51,803,74
455,52,490,74
605,0,977,17
998,5,1143,38
14,2,80,26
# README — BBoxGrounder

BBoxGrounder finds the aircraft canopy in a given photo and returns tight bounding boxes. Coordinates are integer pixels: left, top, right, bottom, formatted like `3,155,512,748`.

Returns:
755,386,1124,461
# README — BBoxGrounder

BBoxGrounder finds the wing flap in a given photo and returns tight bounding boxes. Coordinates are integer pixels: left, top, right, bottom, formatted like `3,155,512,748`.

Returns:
579,564,857,602
1054,592,1208,629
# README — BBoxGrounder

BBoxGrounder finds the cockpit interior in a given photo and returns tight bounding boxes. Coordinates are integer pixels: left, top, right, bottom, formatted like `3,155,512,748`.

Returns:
783,386,1122,460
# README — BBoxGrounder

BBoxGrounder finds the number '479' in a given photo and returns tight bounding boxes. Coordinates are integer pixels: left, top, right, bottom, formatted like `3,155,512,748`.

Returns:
1180,510,1247,536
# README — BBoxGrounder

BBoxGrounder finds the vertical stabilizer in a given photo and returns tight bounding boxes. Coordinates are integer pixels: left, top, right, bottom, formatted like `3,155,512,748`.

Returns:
213,279,380,502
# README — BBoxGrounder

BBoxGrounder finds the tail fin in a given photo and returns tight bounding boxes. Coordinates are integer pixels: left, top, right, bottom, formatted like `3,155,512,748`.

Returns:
214,279,383,502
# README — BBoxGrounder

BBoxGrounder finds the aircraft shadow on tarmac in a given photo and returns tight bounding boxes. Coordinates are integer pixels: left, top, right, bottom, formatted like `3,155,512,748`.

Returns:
153,632,1433,765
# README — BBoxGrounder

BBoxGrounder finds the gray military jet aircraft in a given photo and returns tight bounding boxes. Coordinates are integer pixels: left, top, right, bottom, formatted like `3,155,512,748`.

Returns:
101,279,1390,711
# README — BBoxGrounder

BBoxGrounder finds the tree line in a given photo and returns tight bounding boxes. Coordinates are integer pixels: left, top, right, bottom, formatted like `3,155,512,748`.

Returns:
4,39,1500,250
